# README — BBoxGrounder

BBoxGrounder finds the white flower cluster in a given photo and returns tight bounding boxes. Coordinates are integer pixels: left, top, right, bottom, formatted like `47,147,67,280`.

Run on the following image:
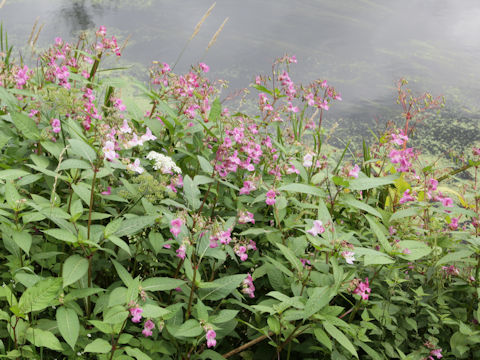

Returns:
146,151,181,174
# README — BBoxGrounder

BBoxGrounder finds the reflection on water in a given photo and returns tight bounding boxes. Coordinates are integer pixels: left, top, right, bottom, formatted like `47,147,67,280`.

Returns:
2,0,480,151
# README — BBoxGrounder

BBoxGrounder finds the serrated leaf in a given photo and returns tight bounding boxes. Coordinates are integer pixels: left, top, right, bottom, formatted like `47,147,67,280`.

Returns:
63,255,89,287
56,307,79,350
43,228,78,243
68,138,97,163
0,169,30,181
12,112,40,140
275,243,303,273
26,327,62,351
114,215,157,237
112,260,134,287
304,287,335,319
84,338,111,353
323,322,358,358
141,277,185,292
183,175,201,210
197,155,213,173
199,274,246,301
18,277,62,313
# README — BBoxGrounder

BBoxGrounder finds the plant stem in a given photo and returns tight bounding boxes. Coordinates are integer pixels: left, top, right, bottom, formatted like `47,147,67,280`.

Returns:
223,333,272,358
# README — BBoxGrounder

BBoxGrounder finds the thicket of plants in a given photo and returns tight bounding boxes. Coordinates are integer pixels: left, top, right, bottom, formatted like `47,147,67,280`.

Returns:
0,26,479,359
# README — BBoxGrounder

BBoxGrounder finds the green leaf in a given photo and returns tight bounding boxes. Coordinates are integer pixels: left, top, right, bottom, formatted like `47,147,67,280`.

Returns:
199,274,246,301
278,183,324,197
114,216,157,237
197,155,213,174
323,322,358,358
68,138,97,163
56,307,79,350
211,310,239,324
349,174,399,191
44,228,77,243
12,230,32,254
436,249,473,266
71,183,91,205
18,277,62,313
125,347,153,360
397,240,432,261
141,277,186,292
112,260,134,287
84,338,112,353
12,112,39,140
59,159,92,171
0,169,30,181
25,327,62,351
88,320,114,334
107,235,132,255
389,207,419,222
314,327,332,351
275,243,303,274
170,319,203,338
103,305,129,324
63,255,89,287
142,304,170,319
183,175,201,210
208,98,222,123
304,287,335,319
365,215,392,252
343,196,382,218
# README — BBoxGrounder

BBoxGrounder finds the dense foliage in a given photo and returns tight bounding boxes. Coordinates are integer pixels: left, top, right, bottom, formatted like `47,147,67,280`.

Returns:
0,27,479,359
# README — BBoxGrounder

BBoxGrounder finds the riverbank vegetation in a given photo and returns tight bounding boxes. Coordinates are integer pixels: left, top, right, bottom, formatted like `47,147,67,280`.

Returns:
0,26,478,359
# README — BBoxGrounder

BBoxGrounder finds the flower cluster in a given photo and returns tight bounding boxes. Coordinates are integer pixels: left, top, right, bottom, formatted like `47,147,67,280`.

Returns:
241,273,255,298
352,278,371,300
146,151,181,174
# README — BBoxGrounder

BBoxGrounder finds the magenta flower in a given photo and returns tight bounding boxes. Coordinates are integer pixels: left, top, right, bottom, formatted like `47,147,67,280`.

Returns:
199,62,210,73
399,189,415,204
129,306,143,323
142,319,155,337
206,329,216,348
242,273,255,298
51,118,61,134
265,189,276,206
307,220,325,236
170,218,183,238
15,65,29,88
101,186,112,195
353,278,371,300
239,181,256,195
176,244,186,259
449,217,459,230
430,348,442,359
303,153,314,168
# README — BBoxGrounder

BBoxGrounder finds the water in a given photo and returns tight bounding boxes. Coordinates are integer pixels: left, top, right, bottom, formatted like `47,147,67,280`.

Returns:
2,0,480,153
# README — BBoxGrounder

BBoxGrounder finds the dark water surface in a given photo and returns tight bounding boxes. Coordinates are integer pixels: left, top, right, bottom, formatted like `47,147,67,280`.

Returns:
2,0,480,152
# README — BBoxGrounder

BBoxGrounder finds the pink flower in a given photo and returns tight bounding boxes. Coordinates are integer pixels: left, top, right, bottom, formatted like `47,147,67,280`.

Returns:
51,118,61,133
142,319,155,337
96,26,107,37
341,251,355,264
199,62,210,73
287,101,299,113
353,278,371,300
238,211,255,224
176,244,186,259
399,189,415,204
127,158,144,174
120,119,132,134
391,131,408,146
242,273,255,298
265,189,276,205
170,218,183,238
102,141,118,162
430,348,442,359
15,65,29,88
402,248,411,255
163,243,171,249
141,127,157,142
101,186,111,195
239,181,256,195
437,194,453,207
449,217,459,230
307,220,325,236
219,229,232,245
348,164,360,178
206,329,216,348
303,153,314,168
129,306,143,323
300,258,311,267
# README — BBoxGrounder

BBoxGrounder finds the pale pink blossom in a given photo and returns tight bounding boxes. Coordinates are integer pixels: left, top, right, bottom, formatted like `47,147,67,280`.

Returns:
127,158,144,174
51,118,61,133
307,220,325,236
265,189,276,206
206,329,216,348
348,164,360,178
170,218,183,238
176,244,186,259
129,306,143,323
142,319,155,337
341,251,355,264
